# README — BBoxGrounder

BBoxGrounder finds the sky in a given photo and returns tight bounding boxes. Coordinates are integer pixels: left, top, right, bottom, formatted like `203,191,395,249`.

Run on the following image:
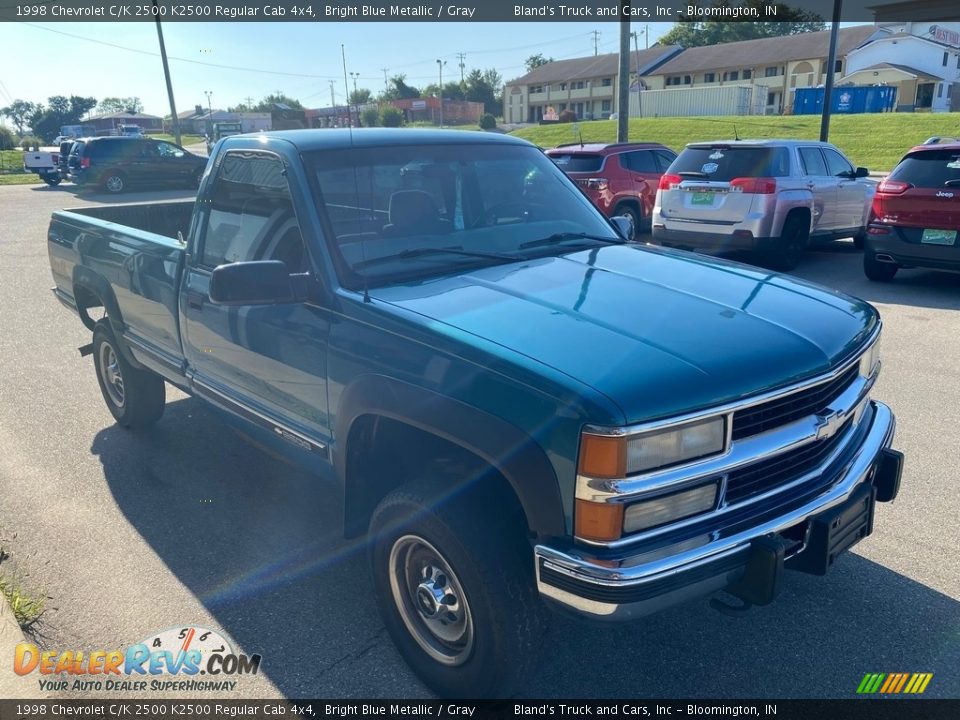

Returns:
0,21,682,118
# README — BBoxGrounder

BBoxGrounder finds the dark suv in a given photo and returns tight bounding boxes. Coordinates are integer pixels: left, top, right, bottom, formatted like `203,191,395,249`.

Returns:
865,142,960,281
67,136,207,193
545,142,676,234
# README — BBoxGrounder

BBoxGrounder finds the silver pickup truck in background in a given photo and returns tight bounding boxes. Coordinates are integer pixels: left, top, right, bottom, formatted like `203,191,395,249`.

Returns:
653,140,875,270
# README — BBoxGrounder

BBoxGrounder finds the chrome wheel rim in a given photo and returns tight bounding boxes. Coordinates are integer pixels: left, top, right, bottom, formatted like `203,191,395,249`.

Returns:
106,175,123,192
388,534,474,666
98,342,125,407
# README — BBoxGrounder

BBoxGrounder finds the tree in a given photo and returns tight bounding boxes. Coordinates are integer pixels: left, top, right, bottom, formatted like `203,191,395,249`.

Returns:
421,82,465,102
231,93,304,113
380,74,421,101
0,125,15,150
661,1,825,47
465,68,503,117
97,97,144,115
0,100,37,135
28,95,97,143
525,54,554,72
479,113,497,130
349,88,373,105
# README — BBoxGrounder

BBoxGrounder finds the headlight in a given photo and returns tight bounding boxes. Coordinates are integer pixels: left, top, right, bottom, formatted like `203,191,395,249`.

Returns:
579,416,727,479
859,334,881,379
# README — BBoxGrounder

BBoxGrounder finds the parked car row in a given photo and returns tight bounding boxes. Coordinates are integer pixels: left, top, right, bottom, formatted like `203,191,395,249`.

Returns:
30,136,207,194
549,136,960,283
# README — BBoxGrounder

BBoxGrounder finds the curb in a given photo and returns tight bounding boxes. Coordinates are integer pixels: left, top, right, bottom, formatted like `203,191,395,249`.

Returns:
0,593,39,698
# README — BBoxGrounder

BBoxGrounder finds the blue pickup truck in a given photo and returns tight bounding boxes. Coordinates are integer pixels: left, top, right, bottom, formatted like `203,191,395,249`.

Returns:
48,129,903,697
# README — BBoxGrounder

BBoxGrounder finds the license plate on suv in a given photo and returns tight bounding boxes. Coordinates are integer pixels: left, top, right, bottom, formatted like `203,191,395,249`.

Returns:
691,192,715,206
921,229,957,245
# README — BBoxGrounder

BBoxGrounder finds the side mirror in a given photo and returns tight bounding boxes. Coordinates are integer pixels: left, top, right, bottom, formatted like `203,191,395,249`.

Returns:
209,260,295,305
856,166,870,178
611,214,635,241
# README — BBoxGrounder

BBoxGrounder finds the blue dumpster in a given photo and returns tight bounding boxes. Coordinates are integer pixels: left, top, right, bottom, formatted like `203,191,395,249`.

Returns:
793,86,898,114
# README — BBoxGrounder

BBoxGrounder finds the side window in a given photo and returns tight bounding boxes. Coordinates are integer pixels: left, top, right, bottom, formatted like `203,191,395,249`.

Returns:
654,150,677,173
156,142,185,158
798,147,828,176
823,148,854,177
622,151,656,173
200,152,307,273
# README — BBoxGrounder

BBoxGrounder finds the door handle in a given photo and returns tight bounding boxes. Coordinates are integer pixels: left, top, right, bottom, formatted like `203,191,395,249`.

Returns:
186,290,205,309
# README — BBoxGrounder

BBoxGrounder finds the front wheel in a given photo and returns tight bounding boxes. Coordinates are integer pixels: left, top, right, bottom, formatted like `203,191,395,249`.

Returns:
43,174,62,186
93,321,165,428
368,476,544,697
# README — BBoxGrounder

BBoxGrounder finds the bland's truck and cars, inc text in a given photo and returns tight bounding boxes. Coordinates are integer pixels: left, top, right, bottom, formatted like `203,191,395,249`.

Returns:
47,129,904,697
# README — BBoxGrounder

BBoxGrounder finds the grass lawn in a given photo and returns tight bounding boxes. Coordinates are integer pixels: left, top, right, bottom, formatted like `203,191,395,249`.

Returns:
0,174,39,185
152,133,206,146
511,113,960,172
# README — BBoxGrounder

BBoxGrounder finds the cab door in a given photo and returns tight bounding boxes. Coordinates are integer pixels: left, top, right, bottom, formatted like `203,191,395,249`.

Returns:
824,147,867,231
180,150,332,452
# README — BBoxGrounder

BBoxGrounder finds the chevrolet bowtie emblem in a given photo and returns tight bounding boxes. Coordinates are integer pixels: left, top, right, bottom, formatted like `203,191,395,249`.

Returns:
815,409,845,440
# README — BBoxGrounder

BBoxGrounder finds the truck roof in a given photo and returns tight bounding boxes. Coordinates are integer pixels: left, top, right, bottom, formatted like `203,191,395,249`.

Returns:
235,128,533,151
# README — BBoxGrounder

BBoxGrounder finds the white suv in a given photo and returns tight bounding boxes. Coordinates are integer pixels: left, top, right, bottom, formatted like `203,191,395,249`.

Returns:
652,140,874,270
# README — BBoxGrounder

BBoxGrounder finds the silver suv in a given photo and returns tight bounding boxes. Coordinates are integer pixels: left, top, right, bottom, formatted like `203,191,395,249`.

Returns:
652,140,874,270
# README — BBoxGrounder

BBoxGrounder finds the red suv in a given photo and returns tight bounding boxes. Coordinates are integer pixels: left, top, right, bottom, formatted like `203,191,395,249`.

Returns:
865,142,960,281
545,142,676,235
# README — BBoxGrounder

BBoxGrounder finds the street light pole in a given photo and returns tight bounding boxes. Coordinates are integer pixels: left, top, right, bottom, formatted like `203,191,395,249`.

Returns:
820,0,843,141
349,71,360,125
204,90,213,138
436,59,447,127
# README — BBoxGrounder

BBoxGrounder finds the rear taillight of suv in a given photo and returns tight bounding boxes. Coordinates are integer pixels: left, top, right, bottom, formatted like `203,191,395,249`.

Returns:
81,157,91,169
730,177,777,194
658,174,682,191
877,179,911,194
577,178,609,191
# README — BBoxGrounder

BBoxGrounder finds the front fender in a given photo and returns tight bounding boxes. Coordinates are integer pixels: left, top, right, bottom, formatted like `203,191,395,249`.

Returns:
334,374,566,539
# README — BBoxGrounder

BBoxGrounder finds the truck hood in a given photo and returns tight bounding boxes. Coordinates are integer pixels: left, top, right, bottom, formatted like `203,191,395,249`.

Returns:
371,245,878,424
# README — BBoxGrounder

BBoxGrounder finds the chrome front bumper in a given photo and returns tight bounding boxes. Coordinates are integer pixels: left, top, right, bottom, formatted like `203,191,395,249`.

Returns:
534,400,898,621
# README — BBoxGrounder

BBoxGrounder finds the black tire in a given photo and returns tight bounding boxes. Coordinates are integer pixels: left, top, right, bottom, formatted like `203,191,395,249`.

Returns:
853,229,866,250
864,252,898,282
102,171,126,194
43,175,62,186
92,320,165,428
765,215,809,271
613,203,642,239
368,474,545,698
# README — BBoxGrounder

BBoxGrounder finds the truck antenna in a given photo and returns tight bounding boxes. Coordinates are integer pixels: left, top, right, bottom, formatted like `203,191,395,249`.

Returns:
733,123,740,141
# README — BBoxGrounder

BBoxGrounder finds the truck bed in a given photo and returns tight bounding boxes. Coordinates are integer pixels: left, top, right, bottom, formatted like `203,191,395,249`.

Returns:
48,201,193,376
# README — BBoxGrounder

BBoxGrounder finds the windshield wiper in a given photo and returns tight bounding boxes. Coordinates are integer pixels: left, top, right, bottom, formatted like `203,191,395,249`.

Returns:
944,179,960,187
678,171,710,178
353,246,517,270
519,232,625,251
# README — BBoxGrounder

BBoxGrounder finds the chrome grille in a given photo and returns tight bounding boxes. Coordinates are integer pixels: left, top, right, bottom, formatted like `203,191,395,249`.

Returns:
725,417,854,505
731,364,860,441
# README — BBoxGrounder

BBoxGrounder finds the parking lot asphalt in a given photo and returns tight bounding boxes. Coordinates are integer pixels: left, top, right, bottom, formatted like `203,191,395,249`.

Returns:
0,181,958,699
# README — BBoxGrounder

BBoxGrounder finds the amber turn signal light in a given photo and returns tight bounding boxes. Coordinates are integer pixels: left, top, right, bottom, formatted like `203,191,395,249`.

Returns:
578,433,627,479
575,499,624,542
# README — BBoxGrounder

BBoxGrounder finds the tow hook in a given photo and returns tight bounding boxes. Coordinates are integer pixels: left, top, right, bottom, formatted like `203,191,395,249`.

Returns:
709,535,788,617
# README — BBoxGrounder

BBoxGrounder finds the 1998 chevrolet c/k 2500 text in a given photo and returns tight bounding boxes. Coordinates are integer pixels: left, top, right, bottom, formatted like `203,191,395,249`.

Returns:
48,130,904,697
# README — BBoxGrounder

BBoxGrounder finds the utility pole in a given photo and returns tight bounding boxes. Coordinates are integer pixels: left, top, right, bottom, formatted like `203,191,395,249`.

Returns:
349,71,361,125
328,81,336,108
436,59,447,127
617,6,630,143
244,96,254,108
820,0,843,141
152,0,180,145
381,68,390,95
456,53,466,84
203,90,213,139
592,30,601,56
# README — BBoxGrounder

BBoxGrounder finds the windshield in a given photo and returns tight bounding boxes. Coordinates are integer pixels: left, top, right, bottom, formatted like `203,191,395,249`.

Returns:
306,143,619,288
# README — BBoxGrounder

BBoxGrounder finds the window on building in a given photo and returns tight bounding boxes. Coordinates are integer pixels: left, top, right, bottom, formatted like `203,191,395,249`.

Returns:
767,91,777,106
601,99,611,112
684,75,692,85
944,52,949,67
834,60,843,73
560,83,567,90
938,83,944,98
666,76,677,86
602,78,612,87
765,66,781,78
724,71,739,81
575,81,585,89
704,73,716,83
957,55,960,70
743,69,752,79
